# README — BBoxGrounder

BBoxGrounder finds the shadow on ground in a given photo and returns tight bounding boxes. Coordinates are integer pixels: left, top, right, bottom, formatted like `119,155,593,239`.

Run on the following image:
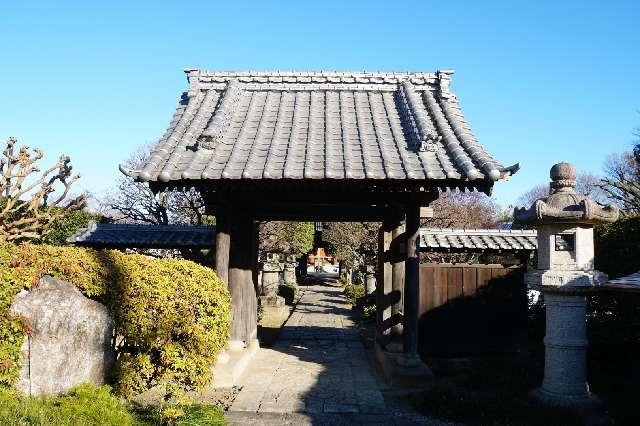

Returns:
227,277,433,425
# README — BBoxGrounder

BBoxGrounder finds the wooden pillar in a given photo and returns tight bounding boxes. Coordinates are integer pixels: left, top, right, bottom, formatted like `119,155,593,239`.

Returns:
376,216,393,341
400,201,421,365
215,206,230,284
228,210,258,348
387,210,405,352
251,221,260,295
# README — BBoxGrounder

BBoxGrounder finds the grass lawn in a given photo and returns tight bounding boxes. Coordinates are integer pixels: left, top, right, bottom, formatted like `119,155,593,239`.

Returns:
0,384,225,426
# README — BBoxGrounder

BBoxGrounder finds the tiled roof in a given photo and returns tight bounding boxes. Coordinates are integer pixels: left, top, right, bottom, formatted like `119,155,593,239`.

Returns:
420,228,538,251
67,222,215,249
123,70,518,184
601,271,640,293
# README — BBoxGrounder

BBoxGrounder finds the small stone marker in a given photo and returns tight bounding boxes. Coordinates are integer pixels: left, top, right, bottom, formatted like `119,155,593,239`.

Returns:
10,276,115,396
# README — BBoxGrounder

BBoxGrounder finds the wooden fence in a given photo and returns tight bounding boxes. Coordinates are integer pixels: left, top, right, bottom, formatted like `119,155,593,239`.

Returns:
418,264,527,356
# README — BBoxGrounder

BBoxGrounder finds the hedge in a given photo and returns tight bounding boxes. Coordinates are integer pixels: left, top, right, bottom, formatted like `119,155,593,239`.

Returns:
0,243,231,400
595,215,640,279
42,209,100,246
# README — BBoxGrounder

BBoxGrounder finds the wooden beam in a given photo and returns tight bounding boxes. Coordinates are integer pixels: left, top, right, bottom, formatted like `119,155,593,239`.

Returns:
155,178,491,198
247,204,389,221
205,184,440,206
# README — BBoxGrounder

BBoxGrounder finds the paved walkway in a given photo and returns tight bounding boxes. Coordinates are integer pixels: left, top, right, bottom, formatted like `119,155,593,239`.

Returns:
226,280,447,425
229,281,386,416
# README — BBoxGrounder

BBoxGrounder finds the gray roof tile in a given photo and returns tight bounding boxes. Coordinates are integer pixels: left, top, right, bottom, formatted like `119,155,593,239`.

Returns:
125,70,518,183
420,228,538,251
67,222,215,249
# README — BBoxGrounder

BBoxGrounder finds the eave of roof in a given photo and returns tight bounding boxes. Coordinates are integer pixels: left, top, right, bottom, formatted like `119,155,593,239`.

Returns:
67,222,215,249
420,228,538,251
600,271,640,293
122,69,518,189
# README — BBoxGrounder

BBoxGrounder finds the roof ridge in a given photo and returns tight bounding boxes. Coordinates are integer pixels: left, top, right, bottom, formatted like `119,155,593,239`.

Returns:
93,222,215,230
420,228,537,235
185,69,448,78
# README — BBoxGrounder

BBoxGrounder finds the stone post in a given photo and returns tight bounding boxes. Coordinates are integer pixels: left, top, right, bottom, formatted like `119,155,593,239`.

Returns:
514,162,619,408
365,265,376,295
283,255,297,286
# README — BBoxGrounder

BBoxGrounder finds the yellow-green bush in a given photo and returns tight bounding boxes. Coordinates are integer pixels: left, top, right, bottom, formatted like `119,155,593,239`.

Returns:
0,243,231,400
0,384,140,426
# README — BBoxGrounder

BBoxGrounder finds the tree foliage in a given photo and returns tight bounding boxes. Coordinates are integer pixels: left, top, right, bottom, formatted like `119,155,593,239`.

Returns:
594,215,640,279
516,171,609,208
259,221,314,259
42,209,100,246
0,137,85,242
601,150,640,214
322,222,379,270
103,145,207,225
424,191,501,229
598,122,640,214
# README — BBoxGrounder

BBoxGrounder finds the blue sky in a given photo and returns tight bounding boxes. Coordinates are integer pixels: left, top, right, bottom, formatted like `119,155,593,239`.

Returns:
1,0,639,207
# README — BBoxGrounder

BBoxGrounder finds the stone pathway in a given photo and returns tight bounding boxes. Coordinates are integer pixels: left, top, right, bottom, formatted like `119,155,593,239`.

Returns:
226,280,446,425
229,281,385,415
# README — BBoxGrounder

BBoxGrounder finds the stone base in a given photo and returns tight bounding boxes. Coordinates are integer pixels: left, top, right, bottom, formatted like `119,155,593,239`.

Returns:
530,388,610,425
375,343,432,388
385,341,403,353
530,387,603,409
259,295,288,318
208,339,260,388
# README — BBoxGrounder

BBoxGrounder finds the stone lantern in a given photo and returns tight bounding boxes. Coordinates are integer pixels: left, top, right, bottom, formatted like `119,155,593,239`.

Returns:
283,255,298,287
514,162,619,408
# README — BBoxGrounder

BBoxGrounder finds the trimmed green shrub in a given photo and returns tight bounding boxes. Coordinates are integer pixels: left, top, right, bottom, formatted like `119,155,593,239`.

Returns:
343,283,365,306
143,403,225,425
0,383,227,425
0,384,141,426
362,304,376,319
42,209,100,246
278,284,297,305
595,215,640,279
0,243,231,400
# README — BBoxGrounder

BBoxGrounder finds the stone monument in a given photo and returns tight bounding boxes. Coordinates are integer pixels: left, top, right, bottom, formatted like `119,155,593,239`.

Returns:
259,261,287,317
514,162,619,408
10,276,115,396
365,265,377,295
283,255,297,287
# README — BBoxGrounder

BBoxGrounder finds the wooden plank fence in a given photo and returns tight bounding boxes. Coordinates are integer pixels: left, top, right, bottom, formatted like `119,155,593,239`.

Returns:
418,264,527,356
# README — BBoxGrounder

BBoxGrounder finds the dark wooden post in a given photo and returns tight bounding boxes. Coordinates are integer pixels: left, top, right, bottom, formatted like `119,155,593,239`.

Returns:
228,210,258,349
251,221,260,295
400,201,421,366
376,216,393,342
215,206,231,284
387,209,405,352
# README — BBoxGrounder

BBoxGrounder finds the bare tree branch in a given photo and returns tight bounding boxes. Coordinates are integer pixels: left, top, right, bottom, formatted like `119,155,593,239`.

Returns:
101,144,207,225
0,137,85,242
